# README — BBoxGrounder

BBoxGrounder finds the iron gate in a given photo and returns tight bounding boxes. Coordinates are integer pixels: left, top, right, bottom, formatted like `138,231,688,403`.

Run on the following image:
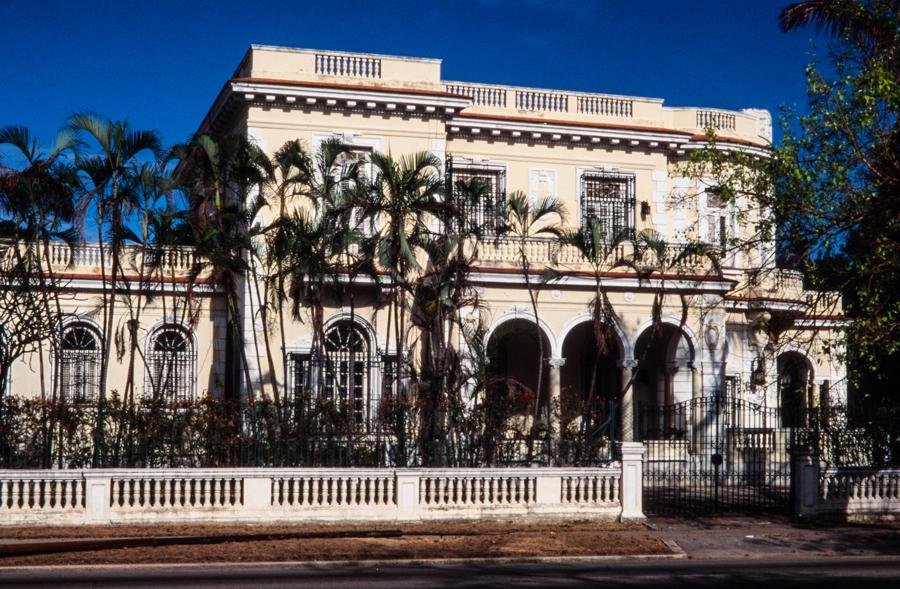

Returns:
638,392,791,515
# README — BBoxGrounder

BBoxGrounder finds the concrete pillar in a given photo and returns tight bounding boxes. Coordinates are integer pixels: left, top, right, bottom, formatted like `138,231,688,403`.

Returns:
396,471,420,519
83,472,111,523
691,364,702,400
243,475,272,513
791,446,821,519
810,382,820,408
617,442,646,522
548,357,566,445
620,360,638,442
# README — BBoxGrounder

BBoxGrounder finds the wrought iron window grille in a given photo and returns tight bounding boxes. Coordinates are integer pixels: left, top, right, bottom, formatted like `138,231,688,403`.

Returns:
144,326,194,404
446,154,507,235
287,323,396,434
59,324,101,404
579,170,635,241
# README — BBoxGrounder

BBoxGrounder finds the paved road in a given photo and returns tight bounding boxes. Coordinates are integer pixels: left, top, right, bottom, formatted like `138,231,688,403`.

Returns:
2,556,900,588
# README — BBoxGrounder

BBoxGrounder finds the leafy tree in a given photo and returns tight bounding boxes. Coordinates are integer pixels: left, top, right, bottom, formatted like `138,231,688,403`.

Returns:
776,0,899,427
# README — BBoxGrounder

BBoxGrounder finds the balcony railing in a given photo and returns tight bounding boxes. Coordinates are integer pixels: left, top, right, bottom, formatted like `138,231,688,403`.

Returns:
742,268,806,303
475,237,718,276
4,243,199,278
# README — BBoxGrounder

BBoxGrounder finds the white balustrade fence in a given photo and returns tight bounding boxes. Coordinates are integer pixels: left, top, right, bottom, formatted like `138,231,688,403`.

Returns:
0,472,86,525
793,450,900,522
0,454,644,525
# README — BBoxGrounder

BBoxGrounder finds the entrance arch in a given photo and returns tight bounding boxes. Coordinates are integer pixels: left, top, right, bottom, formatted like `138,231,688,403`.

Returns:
559,320,623,436
633,322,696,409
485,317,552,429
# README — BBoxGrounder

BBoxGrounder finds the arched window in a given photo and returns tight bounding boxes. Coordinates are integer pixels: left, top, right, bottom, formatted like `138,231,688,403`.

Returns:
59,324,101,404
145,325,194,403
289,320,383,431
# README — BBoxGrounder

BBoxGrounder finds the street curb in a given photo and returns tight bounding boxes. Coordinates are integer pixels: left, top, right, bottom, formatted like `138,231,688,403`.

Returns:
0,550,687,572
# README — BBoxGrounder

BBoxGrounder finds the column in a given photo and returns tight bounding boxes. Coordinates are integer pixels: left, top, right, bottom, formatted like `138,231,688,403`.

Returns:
664,364,677,432
620,360,638,442
691,363,702,400
548,357,566,445
808,381,821,426
691,363,702,451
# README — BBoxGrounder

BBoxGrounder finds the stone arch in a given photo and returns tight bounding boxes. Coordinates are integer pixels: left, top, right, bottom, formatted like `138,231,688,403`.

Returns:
631,316,699,367
557,314,626,438
485,308,558,359
558,312,632,364
632,319,698,410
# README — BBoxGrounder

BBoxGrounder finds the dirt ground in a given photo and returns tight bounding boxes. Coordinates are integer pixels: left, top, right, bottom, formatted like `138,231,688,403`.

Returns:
0,521,667,566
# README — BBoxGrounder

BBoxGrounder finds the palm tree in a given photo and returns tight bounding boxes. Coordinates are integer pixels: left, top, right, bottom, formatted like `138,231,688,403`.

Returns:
557,219,633,444
366,151,444,404
264,139,314,413
67,113,162,466
0,125,80,468
502,191,566,445
173,132,272,410
780,1,898,59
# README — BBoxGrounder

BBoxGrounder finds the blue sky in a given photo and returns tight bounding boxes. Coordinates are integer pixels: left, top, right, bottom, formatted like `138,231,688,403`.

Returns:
2,0,825,151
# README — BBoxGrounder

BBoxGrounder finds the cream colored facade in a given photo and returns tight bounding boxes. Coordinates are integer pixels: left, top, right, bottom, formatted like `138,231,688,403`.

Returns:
9,45,845,439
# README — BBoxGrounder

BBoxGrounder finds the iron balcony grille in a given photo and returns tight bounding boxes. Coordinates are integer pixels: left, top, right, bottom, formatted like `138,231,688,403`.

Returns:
446,155,507,235
580,170,635,240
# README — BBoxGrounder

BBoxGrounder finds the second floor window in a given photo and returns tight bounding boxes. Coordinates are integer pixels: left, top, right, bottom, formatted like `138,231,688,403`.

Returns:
447,156,506,235
59,324,101,404
580,170,635,240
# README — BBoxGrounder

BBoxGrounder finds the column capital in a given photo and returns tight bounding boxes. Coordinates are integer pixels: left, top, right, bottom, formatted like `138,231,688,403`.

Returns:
547,357,566,368
620,359,639,369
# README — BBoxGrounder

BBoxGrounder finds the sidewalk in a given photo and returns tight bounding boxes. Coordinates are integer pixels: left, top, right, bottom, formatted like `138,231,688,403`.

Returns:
644,515,900,560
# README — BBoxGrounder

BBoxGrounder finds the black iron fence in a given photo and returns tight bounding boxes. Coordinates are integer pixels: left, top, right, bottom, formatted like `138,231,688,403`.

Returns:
0,394,619,469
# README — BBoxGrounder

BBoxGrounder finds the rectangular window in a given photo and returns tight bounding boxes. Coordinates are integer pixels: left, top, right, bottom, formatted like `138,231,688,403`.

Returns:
579,170,635,239
59,350,100,404
447,156,506,235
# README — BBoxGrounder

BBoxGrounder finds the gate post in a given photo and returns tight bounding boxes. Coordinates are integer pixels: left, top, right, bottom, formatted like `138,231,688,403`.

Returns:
791,445,821,519
618,442,645,521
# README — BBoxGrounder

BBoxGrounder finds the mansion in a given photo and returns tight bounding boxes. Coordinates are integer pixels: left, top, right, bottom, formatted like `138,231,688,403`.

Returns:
10,45,845,445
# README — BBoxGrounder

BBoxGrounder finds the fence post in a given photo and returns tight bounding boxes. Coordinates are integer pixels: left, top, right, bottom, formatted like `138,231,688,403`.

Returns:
243,474,272,515
535,472,562,508
618,442,645,521
791,446,821,519
395,469,419,520
83,471,112,523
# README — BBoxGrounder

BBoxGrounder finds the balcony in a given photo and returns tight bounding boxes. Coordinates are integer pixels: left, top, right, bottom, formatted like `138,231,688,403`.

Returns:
730,268,807,310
